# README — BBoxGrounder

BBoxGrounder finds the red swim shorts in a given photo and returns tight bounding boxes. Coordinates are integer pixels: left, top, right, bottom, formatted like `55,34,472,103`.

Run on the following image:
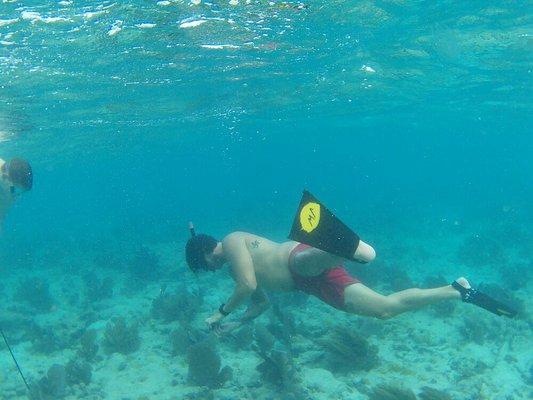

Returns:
288,243,360,310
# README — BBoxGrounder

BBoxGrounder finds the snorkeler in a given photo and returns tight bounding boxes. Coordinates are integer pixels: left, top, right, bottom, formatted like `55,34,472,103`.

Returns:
0,157,33,226
185,191,517,333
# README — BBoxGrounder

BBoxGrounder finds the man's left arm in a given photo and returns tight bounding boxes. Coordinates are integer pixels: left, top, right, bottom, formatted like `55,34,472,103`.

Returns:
240,287,270,323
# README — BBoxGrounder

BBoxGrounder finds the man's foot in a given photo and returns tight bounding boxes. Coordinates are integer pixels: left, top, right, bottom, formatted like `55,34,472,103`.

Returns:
451,277,517,318
353,240,376,264
454,277,471,290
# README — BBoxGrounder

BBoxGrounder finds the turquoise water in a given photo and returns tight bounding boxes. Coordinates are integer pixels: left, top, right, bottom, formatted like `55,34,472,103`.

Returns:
1,1,532,399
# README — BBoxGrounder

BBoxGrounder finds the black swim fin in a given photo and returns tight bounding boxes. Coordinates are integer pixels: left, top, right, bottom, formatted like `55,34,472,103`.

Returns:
452,281,517,318
288,190,360,261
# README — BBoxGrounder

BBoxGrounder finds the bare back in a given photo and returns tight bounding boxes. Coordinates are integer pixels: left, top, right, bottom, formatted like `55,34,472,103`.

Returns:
226,232,298,291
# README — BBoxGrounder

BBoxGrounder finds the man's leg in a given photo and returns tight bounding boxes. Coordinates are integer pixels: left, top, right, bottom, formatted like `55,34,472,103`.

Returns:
292,240,376,277
291,246,343,276
343,282,461,319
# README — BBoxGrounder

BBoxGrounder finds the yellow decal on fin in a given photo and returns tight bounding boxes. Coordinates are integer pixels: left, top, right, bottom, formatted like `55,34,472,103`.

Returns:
299,202,320,233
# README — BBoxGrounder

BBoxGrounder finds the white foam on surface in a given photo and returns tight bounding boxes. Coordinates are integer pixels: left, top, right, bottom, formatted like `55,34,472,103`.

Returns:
136,23,156,29
361,64,376,73
179,19,207,29
21,11,41,21
107,21,123,36
82,10,107,20
0,19,18,27
41,17,71,24
201,44,240,49
20,11,70,24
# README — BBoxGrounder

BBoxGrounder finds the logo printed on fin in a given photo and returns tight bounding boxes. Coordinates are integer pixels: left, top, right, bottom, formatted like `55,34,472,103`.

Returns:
299,202,320,233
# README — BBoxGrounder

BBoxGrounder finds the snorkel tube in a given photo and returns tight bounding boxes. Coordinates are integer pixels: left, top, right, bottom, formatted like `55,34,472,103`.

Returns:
189,221,196,237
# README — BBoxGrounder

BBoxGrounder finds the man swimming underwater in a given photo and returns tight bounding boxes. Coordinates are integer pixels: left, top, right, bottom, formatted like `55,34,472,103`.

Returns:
185,192,516,333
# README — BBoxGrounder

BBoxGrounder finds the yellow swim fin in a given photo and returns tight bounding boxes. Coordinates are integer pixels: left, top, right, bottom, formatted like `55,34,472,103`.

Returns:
288,190,360,261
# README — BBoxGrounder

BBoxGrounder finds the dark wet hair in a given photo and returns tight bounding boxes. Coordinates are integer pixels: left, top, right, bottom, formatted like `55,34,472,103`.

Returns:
7,158,33,190
185,234,218,272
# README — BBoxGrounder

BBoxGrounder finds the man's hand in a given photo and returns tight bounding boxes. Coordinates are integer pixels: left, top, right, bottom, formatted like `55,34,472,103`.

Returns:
213,321,243,337
205,311,225,330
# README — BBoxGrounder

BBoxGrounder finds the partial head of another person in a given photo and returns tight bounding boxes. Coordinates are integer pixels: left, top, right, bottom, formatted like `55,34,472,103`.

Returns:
1,158,33,197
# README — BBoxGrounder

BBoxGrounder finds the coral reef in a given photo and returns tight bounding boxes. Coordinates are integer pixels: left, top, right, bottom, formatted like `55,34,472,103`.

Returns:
77,329,99,362
65,359,92,386
14,277,54,312
356,318,385,338
170,324,204,356
319,325,379,372
30,325,65,355
83,272,114,304
268,302,297,345
256,348,291,385
254,324,276,354
457,284,521,344
29,360,92,400
151,287,201,324
226,323,254,351
255,346,307,399
0,311,35,345
459,316,495,345
419,386,453,400
368,384,417,400
102,317,140,355
30,364,68,400
187,337,232,388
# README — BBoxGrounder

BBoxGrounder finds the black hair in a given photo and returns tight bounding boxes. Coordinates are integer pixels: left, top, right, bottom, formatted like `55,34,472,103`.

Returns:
185,234,218,272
